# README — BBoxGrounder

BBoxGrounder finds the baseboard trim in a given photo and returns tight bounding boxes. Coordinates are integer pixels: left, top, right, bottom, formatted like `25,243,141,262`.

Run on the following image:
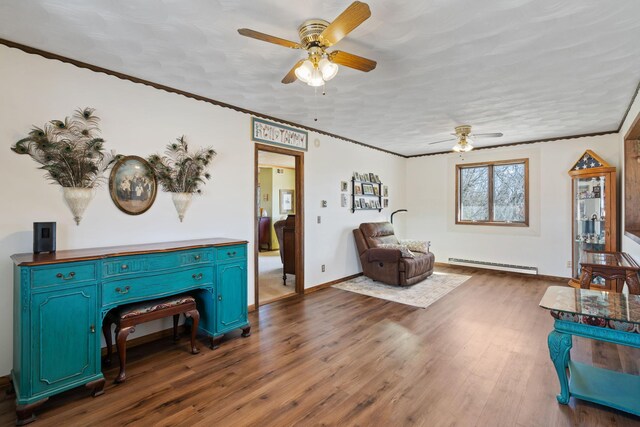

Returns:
434,262,569,283
304,273,363,294
248,304,256,312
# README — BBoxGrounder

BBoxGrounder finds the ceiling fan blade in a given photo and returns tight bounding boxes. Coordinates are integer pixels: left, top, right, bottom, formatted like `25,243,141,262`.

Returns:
238,28,301,49
428,137,457,145
320,1,371,46
282,59,305,84
469,132,504,138
328,51,376,72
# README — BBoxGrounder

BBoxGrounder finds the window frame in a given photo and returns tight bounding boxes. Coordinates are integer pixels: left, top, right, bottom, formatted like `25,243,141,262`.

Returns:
455,158,529,227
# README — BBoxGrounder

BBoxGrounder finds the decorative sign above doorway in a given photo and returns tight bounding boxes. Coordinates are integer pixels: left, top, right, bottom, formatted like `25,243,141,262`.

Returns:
252,117,308,151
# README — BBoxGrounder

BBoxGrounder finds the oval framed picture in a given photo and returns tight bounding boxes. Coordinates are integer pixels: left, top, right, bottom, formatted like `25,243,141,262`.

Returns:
109,155,157,215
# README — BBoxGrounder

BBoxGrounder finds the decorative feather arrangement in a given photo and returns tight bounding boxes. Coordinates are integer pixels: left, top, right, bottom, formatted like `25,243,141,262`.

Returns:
11,108,119,188
147,136,216,194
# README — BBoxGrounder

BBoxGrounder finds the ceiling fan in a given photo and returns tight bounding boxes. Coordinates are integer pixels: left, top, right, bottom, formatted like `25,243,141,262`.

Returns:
428,125,504,152
238,1,377,87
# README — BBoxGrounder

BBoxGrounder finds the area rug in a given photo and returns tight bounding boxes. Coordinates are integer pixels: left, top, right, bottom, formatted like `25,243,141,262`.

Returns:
333,272,471,309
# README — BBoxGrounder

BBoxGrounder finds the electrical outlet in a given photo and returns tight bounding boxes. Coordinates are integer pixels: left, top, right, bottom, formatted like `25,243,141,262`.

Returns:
566,261,572,268
321,264,325,272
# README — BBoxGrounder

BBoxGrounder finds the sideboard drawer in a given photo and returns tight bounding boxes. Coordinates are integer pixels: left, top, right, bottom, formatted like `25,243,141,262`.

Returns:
216,245,246,262
103,249,213,279
102,267,213,307
31,262,97,289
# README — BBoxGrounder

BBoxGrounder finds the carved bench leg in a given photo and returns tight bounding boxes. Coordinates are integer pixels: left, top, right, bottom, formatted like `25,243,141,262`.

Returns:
86,378,105,397
241,326,251,337
210,335,223,350
173,314,180,342
115,326,135,383
16,397,48,426
548,330,573,404
185,309,200,354
102,319,113,366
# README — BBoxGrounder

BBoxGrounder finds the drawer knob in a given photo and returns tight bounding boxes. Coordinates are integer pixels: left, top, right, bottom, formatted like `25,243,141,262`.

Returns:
194,255,201,261
121,264,128,270
192,273,203,280
90,325,96,333
227,251,237,257
115,286,130,294
56,272,76,280
218,295,222,301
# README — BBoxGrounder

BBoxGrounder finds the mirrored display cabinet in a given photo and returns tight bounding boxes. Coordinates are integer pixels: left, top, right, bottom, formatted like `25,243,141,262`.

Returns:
568,150,617,289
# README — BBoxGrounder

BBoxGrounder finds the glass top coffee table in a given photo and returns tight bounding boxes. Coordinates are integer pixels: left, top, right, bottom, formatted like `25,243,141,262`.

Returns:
539,286,640,416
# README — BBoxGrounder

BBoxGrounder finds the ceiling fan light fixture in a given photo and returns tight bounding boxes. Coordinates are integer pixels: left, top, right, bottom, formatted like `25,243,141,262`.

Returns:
294,59,314,83
453,142,473,152
308,67,325,87
318,57,338,81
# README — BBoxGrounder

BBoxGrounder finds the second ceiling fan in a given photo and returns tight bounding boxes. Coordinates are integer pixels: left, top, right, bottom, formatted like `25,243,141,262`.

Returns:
428,125,504,152
238,1,377,87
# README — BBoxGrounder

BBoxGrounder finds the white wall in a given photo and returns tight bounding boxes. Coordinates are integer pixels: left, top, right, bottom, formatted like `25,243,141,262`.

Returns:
620,92,640,262
0,45,407,375
405,134,620,277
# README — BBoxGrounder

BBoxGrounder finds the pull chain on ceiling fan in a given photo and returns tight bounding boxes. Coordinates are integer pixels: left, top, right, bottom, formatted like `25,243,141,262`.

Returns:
427,125,504,152
238,1,377,87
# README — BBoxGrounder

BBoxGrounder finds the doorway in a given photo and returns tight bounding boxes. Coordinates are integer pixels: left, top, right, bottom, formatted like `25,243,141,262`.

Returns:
255,144,304,308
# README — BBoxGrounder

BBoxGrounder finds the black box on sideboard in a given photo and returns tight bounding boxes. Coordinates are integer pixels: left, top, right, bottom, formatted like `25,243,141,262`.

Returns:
33,222,56,254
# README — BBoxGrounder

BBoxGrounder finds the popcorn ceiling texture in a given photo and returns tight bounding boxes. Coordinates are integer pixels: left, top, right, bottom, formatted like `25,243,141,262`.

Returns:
1,0,640,156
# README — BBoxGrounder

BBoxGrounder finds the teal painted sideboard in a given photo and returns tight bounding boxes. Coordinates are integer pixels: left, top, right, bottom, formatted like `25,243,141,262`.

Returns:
11,238,249,425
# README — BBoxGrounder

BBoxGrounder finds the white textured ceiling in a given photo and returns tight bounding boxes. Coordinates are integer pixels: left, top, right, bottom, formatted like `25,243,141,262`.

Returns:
1,1,640,156
258,151,296,169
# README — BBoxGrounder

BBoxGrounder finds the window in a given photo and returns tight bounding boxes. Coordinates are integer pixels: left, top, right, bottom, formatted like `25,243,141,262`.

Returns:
456,159,528,226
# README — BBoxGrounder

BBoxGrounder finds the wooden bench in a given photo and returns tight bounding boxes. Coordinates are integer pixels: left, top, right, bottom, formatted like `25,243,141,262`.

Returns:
103,295,200,383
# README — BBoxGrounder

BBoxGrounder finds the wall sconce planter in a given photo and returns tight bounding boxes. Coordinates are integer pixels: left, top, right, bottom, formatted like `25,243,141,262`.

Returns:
11,107,119,225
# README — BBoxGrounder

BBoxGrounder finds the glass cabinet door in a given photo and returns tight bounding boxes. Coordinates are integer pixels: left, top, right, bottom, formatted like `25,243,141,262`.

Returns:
573,175,606,280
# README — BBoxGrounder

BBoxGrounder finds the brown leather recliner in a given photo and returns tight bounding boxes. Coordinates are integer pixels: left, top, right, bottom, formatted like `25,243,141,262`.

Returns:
353,222,435,286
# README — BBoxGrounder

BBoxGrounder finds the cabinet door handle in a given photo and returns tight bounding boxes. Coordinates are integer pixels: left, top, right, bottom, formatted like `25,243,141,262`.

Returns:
56,272,75,280
121,264,128,270
218,295,222,301
227,251,236,257
192,273,203,280
90,325,96,333
115,286,130,294
194,255,201,261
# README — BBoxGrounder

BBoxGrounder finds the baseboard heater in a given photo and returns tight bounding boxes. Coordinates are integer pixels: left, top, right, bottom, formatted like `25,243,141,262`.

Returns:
448,258,538,275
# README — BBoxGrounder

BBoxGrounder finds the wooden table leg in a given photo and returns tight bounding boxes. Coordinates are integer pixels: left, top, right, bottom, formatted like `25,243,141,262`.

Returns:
548,330,573,404
579,267,593,289
626,271,640,295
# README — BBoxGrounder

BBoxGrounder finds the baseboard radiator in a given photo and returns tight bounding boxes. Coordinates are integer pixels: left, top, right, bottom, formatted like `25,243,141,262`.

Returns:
448,258,538,275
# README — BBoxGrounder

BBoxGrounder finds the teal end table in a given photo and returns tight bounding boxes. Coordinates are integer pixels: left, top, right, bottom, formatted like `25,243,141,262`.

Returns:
540,286,640,416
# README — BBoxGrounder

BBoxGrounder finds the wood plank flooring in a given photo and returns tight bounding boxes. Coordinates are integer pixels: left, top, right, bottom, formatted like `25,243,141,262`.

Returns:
1,266,639,426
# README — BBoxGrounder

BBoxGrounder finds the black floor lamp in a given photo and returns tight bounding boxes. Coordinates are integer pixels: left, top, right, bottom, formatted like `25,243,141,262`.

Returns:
390,209,407,224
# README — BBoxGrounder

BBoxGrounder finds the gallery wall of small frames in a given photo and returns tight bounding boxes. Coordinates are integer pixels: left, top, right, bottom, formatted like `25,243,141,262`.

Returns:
340,172,389,213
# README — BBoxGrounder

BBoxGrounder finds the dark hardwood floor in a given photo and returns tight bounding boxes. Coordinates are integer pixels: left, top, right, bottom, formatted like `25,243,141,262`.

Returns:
1,266,639,426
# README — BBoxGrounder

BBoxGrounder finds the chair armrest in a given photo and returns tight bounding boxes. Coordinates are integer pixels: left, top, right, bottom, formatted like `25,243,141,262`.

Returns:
367,248,401,263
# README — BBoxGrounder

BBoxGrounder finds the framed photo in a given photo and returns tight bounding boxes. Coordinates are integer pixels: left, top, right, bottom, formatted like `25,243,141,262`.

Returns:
375,200,381,208
280,189,295,214
341,193,348,207
341,181,348,192
360,198,365,208
353,172,360,181
383,186,388,197
374,174,381,183
384,198,389,208
109,155,157,215
362,172,369,182
362,183,374,195
369,173,376,182
354,184,362,195
373,186,379,196
354,199,361,209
